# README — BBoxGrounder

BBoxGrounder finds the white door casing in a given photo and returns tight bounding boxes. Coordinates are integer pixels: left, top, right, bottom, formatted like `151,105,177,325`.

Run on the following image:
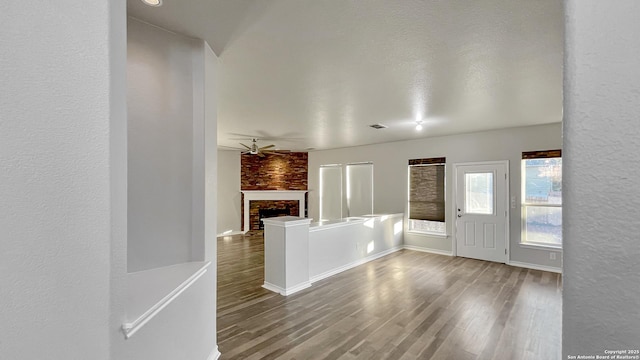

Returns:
454,161,509,263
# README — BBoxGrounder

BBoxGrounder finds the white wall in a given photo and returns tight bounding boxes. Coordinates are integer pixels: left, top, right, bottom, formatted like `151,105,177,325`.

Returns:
127,18,200,272
204,43,219,262
115,18,219,360
217,150,242,235
0,2,127,360
309,123,562,269
191,35,219,263
563,1,640,356
114,268,217,360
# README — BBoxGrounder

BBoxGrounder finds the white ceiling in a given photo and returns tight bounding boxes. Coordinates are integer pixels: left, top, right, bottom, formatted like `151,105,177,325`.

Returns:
127,0,563,151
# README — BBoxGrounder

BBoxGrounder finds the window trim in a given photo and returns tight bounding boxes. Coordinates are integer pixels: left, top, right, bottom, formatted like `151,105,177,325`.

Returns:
520,153,562,249
519,242,563,251
407,158,446,235
406,229,450,238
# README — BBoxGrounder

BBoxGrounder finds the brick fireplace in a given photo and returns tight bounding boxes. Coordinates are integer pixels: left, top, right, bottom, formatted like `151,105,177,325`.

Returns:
250,200,299,230
241,191,308,232
241,152,309,232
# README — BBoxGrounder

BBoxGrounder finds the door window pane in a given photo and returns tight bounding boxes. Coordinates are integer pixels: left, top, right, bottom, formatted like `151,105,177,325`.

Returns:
465,172,494,215
523,206,562,246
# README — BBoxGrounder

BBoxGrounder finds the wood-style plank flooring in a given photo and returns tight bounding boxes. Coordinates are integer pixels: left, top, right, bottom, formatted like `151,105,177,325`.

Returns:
217,232,561,360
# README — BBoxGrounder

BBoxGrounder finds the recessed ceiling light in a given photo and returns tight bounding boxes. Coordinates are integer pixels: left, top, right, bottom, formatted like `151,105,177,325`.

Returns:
415,121,423,131
142,0,162,7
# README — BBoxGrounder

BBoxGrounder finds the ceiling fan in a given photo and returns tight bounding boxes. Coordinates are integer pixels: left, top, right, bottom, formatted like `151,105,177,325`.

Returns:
240,138,290,157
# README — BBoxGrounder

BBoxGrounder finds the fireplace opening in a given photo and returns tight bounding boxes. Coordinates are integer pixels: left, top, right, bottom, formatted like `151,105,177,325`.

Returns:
258,207,291,229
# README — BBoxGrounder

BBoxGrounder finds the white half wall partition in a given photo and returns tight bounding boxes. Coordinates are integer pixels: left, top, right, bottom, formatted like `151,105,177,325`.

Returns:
261,214,403,297
309,214,404,282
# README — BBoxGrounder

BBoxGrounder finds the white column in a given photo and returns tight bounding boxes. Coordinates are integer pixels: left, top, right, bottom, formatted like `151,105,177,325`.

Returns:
262,216,312,296
564,0,640,356
0,2,127,359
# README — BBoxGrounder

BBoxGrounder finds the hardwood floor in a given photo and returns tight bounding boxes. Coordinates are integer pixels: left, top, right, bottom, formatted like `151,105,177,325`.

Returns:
217,232,562,360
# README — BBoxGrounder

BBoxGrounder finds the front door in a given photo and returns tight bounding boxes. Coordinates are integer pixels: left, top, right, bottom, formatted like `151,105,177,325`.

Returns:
455,162,509,263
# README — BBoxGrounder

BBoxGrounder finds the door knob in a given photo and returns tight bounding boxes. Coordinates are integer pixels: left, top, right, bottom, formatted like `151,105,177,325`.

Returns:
458,214,462,218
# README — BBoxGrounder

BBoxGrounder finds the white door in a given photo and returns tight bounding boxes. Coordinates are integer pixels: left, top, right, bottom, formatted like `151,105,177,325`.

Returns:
455,162,509,263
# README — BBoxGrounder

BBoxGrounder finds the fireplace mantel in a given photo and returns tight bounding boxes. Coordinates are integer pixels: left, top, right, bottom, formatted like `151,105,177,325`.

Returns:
241,190,308,233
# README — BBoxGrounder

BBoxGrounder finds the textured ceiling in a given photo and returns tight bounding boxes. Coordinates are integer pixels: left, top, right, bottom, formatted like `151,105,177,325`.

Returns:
128,0,563,151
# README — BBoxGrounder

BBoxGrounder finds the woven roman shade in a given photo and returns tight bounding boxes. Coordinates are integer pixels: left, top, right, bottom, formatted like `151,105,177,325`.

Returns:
408,158,445,222
522,149,562,159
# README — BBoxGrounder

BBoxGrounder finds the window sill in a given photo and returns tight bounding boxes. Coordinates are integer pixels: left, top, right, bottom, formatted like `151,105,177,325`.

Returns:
406,230,449,238
520,243,563,251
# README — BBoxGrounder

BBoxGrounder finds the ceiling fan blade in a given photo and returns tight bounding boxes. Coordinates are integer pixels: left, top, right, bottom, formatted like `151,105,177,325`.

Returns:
263,151,286,156
218,145,244,151
227,132,261,139
251,130,306,141
257,152,266,158
239,143,251,150
259,144,276,150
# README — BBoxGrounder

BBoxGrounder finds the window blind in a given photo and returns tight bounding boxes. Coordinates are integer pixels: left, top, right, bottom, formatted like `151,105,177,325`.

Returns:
319,165,342,221
408,158,445,222
522,149,562,159
346,163,373,217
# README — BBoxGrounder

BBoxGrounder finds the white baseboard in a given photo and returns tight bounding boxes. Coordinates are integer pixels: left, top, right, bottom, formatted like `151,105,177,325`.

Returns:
262,282,285,294
509,261,562,274
263,281,312,296
207,346,221,360
309,246,403,283
403,245,453,256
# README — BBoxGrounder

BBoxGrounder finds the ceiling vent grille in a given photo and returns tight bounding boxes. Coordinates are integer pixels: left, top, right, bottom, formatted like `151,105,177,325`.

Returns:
368,123,388,130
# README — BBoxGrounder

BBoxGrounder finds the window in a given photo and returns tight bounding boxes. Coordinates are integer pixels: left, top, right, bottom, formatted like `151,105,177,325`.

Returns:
319,165,343,221
521,150,562,247
408,157,446,235
346,162,374,217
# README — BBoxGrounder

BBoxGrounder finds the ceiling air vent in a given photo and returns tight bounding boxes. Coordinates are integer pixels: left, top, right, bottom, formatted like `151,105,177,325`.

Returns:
368,123,388,130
